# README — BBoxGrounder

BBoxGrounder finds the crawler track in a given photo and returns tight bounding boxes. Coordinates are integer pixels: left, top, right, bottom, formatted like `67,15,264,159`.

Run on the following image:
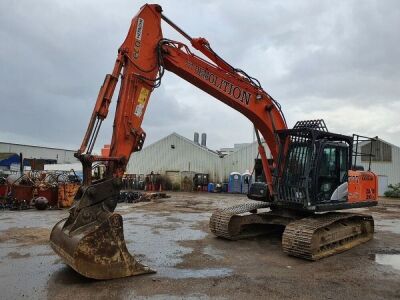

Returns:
209,201,271,240
282,212,374,260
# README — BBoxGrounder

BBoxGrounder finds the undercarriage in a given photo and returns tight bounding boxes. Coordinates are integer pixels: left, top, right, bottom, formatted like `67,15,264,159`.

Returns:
210,201,374,260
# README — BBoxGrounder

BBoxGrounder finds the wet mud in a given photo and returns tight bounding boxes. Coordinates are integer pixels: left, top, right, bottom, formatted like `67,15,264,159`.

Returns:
0,193,399,299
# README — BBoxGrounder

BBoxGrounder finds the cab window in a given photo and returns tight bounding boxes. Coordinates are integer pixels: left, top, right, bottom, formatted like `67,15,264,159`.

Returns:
317,145,348,201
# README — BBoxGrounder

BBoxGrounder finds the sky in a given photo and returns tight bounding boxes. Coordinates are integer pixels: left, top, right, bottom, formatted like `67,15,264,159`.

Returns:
0,0,399,152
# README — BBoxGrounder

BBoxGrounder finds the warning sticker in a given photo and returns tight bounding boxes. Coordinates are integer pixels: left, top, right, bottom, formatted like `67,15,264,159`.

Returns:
138,87,149,104
134,104,144,117
134,87,149,117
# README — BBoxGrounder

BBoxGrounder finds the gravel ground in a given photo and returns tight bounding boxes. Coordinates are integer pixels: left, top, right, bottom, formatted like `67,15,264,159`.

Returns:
0,192,399,300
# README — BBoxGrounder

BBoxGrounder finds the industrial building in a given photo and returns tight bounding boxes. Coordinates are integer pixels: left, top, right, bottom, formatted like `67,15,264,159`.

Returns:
127,132,221,182
127,132,270,182
0,141,78,171
359,137,400,195
127,132,400,194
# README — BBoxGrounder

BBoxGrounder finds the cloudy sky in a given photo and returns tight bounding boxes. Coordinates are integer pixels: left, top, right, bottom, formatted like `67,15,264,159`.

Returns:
1,0,399,152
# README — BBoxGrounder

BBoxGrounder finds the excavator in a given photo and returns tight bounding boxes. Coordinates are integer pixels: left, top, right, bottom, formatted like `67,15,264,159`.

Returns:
50,4,378,280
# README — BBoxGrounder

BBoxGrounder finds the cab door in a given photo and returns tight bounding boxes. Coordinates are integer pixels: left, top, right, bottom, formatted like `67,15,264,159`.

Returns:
315,143,349,202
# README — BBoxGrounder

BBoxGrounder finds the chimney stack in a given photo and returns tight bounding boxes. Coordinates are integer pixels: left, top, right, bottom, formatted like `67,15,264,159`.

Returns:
201,133,207,147
194,132,199,144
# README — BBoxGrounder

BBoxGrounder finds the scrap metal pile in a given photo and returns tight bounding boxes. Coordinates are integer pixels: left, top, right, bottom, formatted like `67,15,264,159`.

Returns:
119,190,170,203
0,170,81,210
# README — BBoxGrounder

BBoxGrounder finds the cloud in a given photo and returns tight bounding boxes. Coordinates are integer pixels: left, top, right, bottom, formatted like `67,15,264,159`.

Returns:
0,0,399,153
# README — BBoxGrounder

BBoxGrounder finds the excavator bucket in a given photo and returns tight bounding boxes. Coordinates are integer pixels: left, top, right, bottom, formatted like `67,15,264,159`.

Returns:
49,178,155,280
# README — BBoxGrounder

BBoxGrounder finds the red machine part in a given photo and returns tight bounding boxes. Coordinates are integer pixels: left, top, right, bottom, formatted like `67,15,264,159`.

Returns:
348,170,378,202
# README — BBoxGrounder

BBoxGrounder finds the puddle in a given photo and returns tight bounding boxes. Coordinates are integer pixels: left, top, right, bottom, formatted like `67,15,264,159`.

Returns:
373,254,400,271
375,219,400,234
121,211,233,279
0,210,67,231
0,203,234,299
0,244,62,299
161,267,232,279
134,294,213,300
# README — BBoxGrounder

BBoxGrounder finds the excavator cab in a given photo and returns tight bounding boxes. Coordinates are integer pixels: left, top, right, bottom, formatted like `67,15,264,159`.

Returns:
274,120,351,208
248,120,378,211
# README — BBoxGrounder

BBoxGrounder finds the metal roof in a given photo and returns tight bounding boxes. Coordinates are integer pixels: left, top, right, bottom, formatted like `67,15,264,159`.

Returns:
0,141,76,152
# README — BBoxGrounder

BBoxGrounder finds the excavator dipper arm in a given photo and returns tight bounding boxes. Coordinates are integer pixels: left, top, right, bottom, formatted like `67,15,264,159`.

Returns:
76,5,163,185
49,4,286,280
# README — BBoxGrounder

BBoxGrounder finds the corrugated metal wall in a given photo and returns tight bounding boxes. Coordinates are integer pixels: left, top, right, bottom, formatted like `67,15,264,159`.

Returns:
360,143,400,185
127,133,221,181
361,140,392,162
221,142,270,181
0,142,77,163
127,133,270,182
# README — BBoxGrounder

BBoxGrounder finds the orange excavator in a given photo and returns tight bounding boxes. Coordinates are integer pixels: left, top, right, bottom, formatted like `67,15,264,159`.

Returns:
50,4,378,280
